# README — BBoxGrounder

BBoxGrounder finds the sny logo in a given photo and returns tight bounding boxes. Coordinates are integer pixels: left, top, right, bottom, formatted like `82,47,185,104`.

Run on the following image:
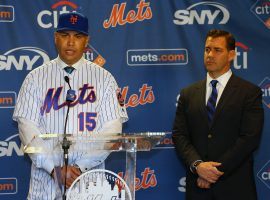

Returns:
259,77,270,109
0,47,50,71
173,2,230,25
0,134,24,157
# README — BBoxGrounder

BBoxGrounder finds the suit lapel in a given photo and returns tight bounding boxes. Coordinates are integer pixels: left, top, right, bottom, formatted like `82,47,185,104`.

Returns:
211,75,238,126
197,79,209,125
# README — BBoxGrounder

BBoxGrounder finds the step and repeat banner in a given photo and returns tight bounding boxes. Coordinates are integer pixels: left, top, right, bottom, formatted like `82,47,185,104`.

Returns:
0,0,269,199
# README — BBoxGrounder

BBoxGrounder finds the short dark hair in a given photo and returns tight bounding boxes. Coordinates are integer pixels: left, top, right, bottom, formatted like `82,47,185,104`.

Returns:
206,29,235,51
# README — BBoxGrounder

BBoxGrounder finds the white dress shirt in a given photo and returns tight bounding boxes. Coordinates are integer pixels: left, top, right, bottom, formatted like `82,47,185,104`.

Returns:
205,69,232,106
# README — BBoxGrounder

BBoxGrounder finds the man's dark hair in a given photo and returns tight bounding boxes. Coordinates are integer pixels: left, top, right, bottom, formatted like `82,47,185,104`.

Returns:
206,29,235,51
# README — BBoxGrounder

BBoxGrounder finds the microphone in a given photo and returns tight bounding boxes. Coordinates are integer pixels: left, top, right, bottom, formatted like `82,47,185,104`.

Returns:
62,76,75,200
64,76,76,102
64,76,71,89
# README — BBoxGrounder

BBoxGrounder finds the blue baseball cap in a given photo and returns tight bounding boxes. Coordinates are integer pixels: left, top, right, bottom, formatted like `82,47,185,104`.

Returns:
56,12,89,35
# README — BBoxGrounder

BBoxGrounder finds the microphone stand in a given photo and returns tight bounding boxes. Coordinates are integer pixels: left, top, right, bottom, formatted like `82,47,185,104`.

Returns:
62,105,71,200
62,76,75,200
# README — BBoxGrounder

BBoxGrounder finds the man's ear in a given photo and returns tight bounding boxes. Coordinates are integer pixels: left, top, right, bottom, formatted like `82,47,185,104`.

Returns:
228,49,236,62
54,32,58,44
85,36,90,47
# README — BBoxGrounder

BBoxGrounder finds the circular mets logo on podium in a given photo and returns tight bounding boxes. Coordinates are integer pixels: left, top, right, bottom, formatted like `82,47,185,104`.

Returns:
67,169,132,200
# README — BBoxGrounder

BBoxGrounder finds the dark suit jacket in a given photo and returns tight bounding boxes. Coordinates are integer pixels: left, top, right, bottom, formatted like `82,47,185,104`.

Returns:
172,74,264,200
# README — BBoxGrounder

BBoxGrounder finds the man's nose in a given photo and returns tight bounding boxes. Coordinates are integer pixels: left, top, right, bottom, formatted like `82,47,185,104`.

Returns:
67,36,75,46
208,50,214,57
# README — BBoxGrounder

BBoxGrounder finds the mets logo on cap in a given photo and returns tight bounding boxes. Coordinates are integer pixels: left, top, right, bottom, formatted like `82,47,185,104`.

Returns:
56,12,89,35
69,14,78,24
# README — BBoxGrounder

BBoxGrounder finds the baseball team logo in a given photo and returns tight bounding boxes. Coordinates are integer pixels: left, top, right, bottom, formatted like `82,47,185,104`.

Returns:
67,169,132,200
103,0,152,29
69,14,78,24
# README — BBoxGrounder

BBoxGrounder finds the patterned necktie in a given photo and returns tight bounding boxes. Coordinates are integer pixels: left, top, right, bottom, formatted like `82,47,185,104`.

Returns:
206,80,218,124
64,66,74,74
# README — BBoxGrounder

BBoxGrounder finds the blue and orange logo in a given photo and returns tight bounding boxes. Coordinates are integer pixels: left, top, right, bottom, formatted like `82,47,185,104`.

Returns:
0,5,14,22
0,92,16,108
0,178,17,194
127,49,188,66
69,14,78,24
259,77,270,109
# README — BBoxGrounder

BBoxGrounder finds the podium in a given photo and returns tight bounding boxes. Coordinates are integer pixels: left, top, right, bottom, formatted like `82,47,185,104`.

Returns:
24,132,166,200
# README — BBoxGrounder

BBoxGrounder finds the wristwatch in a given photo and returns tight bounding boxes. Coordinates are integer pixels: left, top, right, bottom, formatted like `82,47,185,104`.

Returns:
190,160,203,174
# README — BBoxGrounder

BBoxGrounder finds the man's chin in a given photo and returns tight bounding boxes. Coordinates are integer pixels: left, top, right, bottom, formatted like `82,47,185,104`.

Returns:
61,56,80,65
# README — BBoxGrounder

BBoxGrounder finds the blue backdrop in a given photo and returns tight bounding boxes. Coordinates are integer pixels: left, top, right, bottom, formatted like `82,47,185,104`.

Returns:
0,0,269,199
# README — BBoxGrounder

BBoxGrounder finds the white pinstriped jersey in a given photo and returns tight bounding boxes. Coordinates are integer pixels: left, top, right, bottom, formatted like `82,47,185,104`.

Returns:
13,57,128,200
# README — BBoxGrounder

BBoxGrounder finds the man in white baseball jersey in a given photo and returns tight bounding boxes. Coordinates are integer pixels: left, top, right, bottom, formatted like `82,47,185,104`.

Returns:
13,12,128,200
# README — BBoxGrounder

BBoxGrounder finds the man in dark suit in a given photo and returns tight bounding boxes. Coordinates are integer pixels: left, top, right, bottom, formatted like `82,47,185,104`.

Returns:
172,29,264,200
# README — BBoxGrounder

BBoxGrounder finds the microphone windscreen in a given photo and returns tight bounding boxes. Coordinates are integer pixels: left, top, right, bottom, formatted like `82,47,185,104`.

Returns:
64,76,69,83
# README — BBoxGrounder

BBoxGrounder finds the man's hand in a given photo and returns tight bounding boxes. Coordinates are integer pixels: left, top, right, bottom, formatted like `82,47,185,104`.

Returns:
196,161,224,183
197,177,211,189
61,166,81,188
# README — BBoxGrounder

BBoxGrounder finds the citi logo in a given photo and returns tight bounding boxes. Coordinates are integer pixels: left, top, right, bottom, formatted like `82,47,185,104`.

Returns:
0,5,14,22
173,1,230,25
37,0,78,29
259,77,270,109
0,134,24,157
257,160,270,189
0,91,16,108
251,0,270,29
84,46,106,67
0,178,17,194
0,47,50,71
233,42,250,70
